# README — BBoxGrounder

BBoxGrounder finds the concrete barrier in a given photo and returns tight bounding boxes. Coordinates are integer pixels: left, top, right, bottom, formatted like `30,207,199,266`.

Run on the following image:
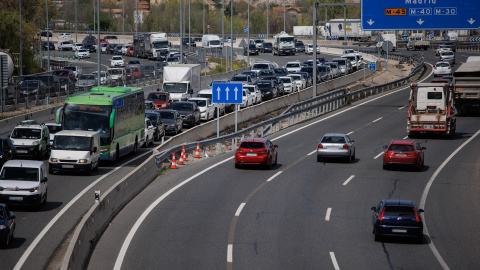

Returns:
0,105,62,135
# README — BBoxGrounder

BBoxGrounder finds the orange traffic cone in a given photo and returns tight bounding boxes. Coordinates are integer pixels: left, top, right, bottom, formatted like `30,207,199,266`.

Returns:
171,153,178,168
194,143,201,158
181,146,187,162
178,151,184,165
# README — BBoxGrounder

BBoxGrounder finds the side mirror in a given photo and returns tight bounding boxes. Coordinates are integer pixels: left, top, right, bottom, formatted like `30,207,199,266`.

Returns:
383,145,388,149
42,177,48,183
418,209,424,213
273,145,278,148
422,147,426,150
93,146,98,153
371,206,376,211
8,213,15,220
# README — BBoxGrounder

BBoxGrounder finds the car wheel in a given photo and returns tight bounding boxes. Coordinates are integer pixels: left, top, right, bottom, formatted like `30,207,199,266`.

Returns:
352,150,355,161
41,191,47,205
374,228,382,242
235,163,240,169
416,235,423,244
2,232,9,248
273,153,278,166
317,155,322,162
383,164,389,170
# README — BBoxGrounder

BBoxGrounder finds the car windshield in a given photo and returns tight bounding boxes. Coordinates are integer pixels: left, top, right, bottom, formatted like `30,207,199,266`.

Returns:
321,136,346,143
295,42,304,46
145,113,158,125
11,128,41,139
289,75,301,80
47,125,62,134
257,82,271,87
388,144,414,151
21,81,40,87
274,68,287,73
109,69,123,75
148,93,167,101
231,76,247,81
259,70,274,76
163,83,187,93
191,100,206,107
197,93,212,99
52,136,92,151
436,63,450,67
240,142,265,149
53,71,69,76
286,63,300,67
252,64,269,70
442,52,454,56
171,103,193,111
159,111,175,119
280,78,291,83
79,75,95,80
263,43,272,48
384,206,415,217
0,167,38,181
112,56,122,60
301,67,313,72
319,66,328,72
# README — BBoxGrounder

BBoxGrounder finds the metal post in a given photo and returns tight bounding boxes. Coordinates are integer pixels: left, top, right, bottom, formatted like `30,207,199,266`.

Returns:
313,2,318,97
97,0,101,87
325,7,327,41
343,1,346,41
75,0,77,42
93,0,95,33
247,0,250,66
267,0,269,39
19,0,22,76
123,0,125,34
231,0,233,70
386,41,389,72
283,0,286,32
46,0,50,71
203,0,205,35
180,0,183,59
222,0,225,70
135,0,138,36
189,0,191,52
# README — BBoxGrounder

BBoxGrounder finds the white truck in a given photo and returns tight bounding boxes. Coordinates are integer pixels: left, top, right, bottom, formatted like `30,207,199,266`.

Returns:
162,64,201,102
407,36,430,51
273,31,295,56
201,35,222,49
324,19,372,40
133,32,169,59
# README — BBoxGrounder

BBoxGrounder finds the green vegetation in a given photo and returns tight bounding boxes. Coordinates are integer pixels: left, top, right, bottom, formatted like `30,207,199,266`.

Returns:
206,57,247,75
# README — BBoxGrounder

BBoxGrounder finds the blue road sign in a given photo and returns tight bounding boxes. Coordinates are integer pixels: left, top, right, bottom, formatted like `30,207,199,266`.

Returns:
244,26,249,33
361,0,480,30
212,83,243,104
369,62,376,71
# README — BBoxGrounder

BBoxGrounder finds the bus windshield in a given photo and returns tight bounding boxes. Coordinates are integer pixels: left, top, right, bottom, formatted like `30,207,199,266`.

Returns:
63,103,111,145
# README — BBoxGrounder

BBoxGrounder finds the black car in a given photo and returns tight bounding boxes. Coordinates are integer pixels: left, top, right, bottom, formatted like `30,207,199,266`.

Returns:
300,66,321,82
82,35,97,46
81,44,96,53
158,50,169,61
141,65,156,77
37,75,60,96
145,111,165,141
371,199,424,243
106,44,117,54
40,30,52,37
0,203,15,248
58,77,75,92
256,80,278,100
182,37,196,47
273,68,288,77
258,69,276,80
295,41,305,53
171,101,201,127
261,42,273,53
42,41,55,51
158,110,183,135
0,137,16,168
244,44,259,56
19,80,48,96
113,44,123,55
241,71,259,83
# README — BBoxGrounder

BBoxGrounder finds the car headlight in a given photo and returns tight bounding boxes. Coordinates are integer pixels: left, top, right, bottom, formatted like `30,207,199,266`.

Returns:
0,225,6,229
32,141,39,146
30,186,39,192
79,159,87,163
169,123,176,127
50,158,58,162
186,114,193,118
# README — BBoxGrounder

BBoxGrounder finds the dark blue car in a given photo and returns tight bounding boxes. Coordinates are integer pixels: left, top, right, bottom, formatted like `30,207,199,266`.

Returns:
0,203,15,248
371,199,424,243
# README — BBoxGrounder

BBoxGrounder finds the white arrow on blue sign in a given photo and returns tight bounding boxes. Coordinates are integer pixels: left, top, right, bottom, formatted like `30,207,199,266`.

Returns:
244,26,249,33
212,83,243,104
369,62,376,71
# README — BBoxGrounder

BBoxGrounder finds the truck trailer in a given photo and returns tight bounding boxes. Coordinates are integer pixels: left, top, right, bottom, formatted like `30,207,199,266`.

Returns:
453,61,480,115
133,32,169,59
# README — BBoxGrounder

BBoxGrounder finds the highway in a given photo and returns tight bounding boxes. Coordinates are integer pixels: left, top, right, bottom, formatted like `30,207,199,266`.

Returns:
82,48,480,270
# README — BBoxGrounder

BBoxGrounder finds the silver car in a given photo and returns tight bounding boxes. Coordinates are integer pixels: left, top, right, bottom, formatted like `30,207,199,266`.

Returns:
439,50,455,65
324,62,341,78
317,133,355,162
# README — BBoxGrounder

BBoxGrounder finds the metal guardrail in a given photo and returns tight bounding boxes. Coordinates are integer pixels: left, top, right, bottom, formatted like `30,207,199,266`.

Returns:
155,54,425,167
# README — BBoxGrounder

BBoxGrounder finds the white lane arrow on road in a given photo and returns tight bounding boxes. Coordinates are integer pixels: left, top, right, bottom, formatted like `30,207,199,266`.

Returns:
216,86,221,100
367,19,375,26
225,87,230,100
468,18,476,25
234,87,239,101
417,19,424,25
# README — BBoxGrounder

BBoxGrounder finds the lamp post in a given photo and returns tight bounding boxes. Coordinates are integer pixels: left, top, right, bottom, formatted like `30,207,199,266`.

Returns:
123,0,125,34
283,0,286,32
313,2,318,97
247,0,250,67
75,0,77,42
135,0,138,35
180,0,183,59
230,0,233,70
19,0,23,76
46,0,50,71
267,0,269,38
203,0,205,35
97,0,101,87
189,0,191,52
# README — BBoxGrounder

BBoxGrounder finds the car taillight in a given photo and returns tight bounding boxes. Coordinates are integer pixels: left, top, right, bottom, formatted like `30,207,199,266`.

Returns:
448,66,451,69
434,67,437,70
378,207,385,221
343,144,348,149
258,150,267,153
237,149,245,153
386,151,394,156
414,208,421,222
318,143,323,148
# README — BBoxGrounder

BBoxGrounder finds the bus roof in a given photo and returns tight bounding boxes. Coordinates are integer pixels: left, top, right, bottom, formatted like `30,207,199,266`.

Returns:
65,86,143,105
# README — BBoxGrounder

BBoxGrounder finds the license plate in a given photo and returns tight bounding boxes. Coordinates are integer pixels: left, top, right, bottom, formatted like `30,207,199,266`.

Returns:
392,229,407,233
9,197,23,201
17,150,27,154
246,153,257,156
62,165,74,168
395,154,407,157
424,124,433,129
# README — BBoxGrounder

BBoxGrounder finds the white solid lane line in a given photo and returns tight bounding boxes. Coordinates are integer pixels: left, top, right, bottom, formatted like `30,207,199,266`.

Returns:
372,117,383,123
398,105,407,110
14,149,154,270
235,203,246,217
346,131,354,135
114,156,234,270
330,252,340,270
342,175,355,186
325,208,332,221
227,244,233,263
374,152,384,159
420,129,480,270
403,135,409,139
267,171,283,182
308,150,317,156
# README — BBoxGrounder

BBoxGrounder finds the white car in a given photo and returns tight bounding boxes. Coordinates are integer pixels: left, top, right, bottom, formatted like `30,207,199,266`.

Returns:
188,97,215,121
110,56,125,67
435,45,452,56
287,74,306,90
72,42,83,51
75,49,90,59
284,61,302,73
63,65,82,80
108,68,125,82
143,118,155,147
121,44,131,55
433,62,452,77
100,43,108,53
244,85,262,104
45,123,62,145
58,33,72,39
92,71,112,85
278,76,297,94
306,44,320,54
240,88,254,108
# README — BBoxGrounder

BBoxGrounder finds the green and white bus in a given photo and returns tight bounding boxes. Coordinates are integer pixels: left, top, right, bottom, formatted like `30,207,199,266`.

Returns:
56,86,145,161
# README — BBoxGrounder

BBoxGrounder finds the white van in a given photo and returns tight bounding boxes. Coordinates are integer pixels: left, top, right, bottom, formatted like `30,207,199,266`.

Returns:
201,35,221,49
58,40,74,51
0,160,48,209
10,121,50,160
49,130,100,174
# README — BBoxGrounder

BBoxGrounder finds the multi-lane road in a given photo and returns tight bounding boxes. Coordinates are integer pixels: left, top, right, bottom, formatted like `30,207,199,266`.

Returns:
2,47,480,270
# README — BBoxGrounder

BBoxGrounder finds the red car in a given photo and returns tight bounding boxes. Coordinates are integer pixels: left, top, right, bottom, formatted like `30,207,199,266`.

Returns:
126,67,142,80
95,38,109,45
146,91,173,110
127,46,135,56
383,140,425,171
235,138,278,169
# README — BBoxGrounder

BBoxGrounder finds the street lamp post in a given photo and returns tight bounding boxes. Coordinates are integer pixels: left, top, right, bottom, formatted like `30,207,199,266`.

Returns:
267,0,269,38
230,0,233,70
247,0,250,67
203,0,205,35
97,0,101,87
313,2,318,97
180,0,183,59
46,0,50,71
75,0,77,42
19,0,23,76
283,0,286,32
135,0,138,35
123,0,125,34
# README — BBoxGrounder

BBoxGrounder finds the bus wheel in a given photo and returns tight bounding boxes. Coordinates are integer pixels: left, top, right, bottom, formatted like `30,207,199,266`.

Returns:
132,138,138,156
115,145,120,162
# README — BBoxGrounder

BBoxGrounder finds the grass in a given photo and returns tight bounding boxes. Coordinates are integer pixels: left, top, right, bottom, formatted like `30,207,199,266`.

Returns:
205,57,248,76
